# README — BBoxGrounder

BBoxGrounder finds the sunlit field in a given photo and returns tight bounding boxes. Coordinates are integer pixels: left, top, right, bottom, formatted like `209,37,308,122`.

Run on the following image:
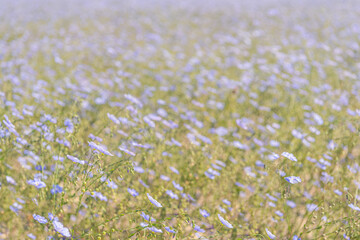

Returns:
1,0,360,239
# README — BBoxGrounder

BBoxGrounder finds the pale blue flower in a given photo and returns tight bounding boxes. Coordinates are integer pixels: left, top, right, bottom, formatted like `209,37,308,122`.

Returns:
147,226,162,233
172,181,183,191
285,176,302,184
165,226,176,233
140,212,156,222
53,221,71,238
166,190,178,200
306,204,318,212
265,228,276,239
66,155,85,165
33,214,48,224
118,146,135,156
127,188,139,197
27,178,46,189
281,152,297,162
147,193,162,208
349,203,360,211
218,214,233,228
200,209,210,218
194,225,205,233
88,142,113,156
27,233,36,239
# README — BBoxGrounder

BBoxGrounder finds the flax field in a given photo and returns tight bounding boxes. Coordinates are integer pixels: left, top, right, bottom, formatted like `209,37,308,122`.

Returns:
1,0,360,239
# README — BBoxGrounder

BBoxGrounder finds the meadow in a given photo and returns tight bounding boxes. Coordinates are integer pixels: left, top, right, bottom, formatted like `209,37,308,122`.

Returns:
1,0,360,239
